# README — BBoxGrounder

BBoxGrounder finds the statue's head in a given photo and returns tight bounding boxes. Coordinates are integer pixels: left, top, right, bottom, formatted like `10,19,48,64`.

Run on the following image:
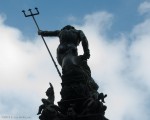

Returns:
41,98,49,104
61,25,75,30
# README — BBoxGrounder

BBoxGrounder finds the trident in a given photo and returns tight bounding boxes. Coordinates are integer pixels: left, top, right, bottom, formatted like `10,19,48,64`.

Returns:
22,8,62,78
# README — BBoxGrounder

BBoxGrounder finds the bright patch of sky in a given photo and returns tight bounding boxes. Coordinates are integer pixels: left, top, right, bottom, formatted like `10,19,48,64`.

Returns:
1,0,150,120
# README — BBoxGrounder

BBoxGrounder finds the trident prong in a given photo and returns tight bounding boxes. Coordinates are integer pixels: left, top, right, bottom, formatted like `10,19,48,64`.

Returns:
22,8,39,17
22,8,62,79
35,7,39,14
22,10,27,17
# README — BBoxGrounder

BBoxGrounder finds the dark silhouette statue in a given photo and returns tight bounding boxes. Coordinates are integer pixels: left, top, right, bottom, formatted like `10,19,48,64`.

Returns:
37,25,108,120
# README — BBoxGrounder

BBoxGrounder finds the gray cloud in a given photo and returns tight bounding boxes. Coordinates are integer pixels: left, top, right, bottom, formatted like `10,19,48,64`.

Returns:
138,1,150,15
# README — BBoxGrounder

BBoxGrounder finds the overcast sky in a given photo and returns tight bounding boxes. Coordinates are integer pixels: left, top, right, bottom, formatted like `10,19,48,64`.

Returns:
0,0,150,120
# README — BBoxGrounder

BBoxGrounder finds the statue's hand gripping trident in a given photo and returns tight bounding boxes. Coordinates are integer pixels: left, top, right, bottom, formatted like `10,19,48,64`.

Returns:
22,8,62,79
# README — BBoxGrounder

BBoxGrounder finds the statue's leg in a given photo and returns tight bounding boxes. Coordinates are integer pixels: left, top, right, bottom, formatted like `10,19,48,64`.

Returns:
61,53,83,69
56,44,68,67
57,44,80,68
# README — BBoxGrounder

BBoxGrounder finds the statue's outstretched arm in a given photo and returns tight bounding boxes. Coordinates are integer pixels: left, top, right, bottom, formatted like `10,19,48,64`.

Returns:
79,30,90,60
38,30,60,37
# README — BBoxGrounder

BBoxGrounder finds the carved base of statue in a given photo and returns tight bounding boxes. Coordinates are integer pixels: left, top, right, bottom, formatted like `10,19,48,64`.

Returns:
37,62,108,120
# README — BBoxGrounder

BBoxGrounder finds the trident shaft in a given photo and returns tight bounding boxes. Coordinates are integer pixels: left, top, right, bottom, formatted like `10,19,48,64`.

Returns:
22,8,62,78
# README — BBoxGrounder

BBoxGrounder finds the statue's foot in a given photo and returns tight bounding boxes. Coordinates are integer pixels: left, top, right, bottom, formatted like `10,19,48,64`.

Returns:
37,112,41,115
